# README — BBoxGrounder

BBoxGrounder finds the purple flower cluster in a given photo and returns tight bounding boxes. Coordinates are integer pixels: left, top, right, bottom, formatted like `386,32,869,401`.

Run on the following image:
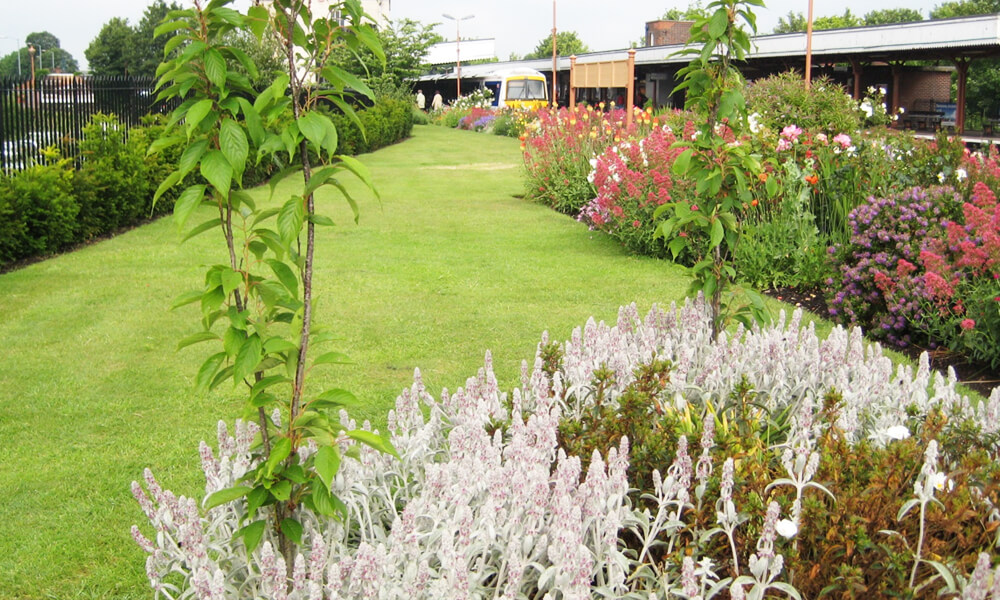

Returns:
828,186,956,346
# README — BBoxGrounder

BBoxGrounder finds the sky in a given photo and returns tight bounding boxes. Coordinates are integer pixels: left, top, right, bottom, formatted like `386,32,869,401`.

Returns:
3,0,953,72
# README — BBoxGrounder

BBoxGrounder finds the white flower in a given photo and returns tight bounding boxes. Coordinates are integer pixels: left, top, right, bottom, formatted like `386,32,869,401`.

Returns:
886,425,911,441
775,519,798,538
956,168,968,182
938,171,946,183
929,472,953,492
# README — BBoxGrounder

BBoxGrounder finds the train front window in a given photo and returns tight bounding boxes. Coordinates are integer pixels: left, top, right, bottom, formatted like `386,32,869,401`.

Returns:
507,78,546,101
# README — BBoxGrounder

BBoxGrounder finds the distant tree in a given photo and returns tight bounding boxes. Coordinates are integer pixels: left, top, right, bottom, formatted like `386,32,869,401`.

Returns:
771,8,863,33
662,2,710,20
930,0,1000,125
813,9,863,29
524,31,589,60
863,8,925,25
17,31,79,74
224,29,285,91
329,18,441,95
86,18,134,76
773,11,808,33
129,1,183,78
930,0,1000,17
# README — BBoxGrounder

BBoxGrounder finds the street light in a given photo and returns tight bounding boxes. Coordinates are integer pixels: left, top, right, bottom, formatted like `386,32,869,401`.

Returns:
442,13,474,99
0,36,21,76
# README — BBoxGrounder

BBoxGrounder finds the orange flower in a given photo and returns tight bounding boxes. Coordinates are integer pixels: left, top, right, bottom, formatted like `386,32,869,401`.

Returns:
751,199,759,207
758,172,768,183
805,174,819,185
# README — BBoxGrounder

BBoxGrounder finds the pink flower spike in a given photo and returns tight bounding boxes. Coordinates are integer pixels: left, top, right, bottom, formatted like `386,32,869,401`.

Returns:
960,318,976,331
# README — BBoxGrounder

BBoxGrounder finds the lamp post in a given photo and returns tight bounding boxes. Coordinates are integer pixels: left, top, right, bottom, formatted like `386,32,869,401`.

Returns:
552,0,558,107
442,13,474,99
0,36,21,76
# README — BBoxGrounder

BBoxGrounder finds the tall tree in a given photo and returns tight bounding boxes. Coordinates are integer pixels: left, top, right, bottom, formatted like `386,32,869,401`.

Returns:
931,0,1000,124
129,1,183,78
20,31,79,74
813,9,863,29
524,31,589,60
329,18,441,94
85,18,135,76
931,0,1000,17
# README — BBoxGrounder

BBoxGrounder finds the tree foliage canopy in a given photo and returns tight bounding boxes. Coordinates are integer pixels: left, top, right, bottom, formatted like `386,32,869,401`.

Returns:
0,31,79,77
524,31,589,60
330,17,441,92
662,2,710,21
772,6,925,33
85,0,182,77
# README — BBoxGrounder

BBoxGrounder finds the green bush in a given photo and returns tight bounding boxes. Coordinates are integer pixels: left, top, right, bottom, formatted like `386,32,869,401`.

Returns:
746,71,862,135
76,113,153,238
325,97,413,155
0,156,79,264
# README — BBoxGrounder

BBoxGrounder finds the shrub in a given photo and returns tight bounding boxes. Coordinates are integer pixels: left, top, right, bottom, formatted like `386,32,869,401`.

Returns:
0,155,79,263
133,299,1000,598
522,105,654,215
827,186,957,347
323,97,413,156
577,125,688,257
917,181,1000,367
745,72,862,135
76,113,155,237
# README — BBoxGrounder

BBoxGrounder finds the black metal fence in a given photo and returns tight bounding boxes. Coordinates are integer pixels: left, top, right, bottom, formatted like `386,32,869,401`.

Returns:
0,75,170,173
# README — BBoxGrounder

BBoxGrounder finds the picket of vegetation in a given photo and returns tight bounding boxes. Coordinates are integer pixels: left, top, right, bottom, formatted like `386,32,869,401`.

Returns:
6,0,1000,598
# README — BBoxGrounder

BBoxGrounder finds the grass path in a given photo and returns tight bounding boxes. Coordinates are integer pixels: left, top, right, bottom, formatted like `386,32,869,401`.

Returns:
0,125,694,598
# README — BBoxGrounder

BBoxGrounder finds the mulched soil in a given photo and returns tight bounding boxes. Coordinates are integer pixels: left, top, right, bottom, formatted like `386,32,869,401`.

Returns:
764,286,999,399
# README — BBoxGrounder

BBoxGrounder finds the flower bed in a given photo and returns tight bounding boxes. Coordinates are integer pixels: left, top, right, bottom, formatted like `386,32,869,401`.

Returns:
133,298,1000,598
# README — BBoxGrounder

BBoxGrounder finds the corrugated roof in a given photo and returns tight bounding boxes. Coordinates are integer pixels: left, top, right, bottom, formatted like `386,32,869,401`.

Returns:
418,13,1000,81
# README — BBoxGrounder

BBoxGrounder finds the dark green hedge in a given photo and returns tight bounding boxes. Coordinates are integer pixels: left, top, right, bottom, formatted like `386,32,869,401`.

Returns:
0,98,412,270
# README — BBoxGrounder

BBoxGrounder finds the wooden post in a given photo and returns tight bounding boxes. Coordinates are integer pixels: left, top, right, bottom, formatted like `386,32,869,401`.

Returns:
850,58,863,100
552,0,558,107
955,58,969,134
805,0,814,90
891,63,901,128
570,55,577,109
626,49,636,127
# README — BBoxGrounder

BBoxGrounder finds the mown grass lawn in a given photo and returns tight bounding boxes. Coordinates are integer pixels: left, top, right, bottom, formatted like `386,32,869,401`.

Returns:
0,125,699,598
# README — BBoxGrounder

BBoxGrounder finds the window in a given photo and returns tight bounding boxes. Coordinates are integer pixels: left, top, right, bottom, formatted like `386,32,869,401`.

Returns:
506,78,546,101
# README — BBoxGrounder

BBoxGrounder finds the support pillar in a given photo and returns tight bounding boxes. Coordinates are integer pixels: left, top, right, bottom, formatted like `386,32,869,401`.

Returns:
569,55,577,109
891,63,902,128
850,58,863,100
626,48,636,127
954,58,969,134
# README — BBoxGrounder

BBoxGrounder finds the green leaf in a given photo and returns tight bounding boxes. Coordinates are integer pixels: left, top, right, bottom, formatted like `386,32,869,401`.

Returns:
173,184,207,231
196,352,227,390
204,485,252,510
236,519,266,554
177,331,220,351
264,337,298,354
314,388,358,408
153,170,182,209
246,486,269,517
266,437,292,475
178,138,209,179
233,333,262,383
182,217,222,243
313,351,352,367
267,259,299,298
672,148,693,176
237,97,265,147
297,112,331,153
280,518,303,544
308,214,335,227
314,445,341,490
146,135,184,156
154,19,189,38
277,196,305,247
267,165,302,200
185,99,214,138
346,429,399,458
710,218,724,249
309,480,345,519
171,289,204,310
336,155,377,199
221,269,243,299
304,165,338,198
251,375,289,403
204,48,227,89
708,8,729,38
220,119,249,179
200,150,234,195
247,5,270,38
269,479,292,502
320,64,375,101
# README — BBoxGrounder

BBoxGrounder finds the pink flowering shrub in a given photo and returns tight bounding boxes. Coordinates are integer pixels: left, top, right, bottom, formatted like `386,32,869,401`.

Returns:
521,105,654,215
917,181,1000,367
577,124,692,256
134,298,1000,599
